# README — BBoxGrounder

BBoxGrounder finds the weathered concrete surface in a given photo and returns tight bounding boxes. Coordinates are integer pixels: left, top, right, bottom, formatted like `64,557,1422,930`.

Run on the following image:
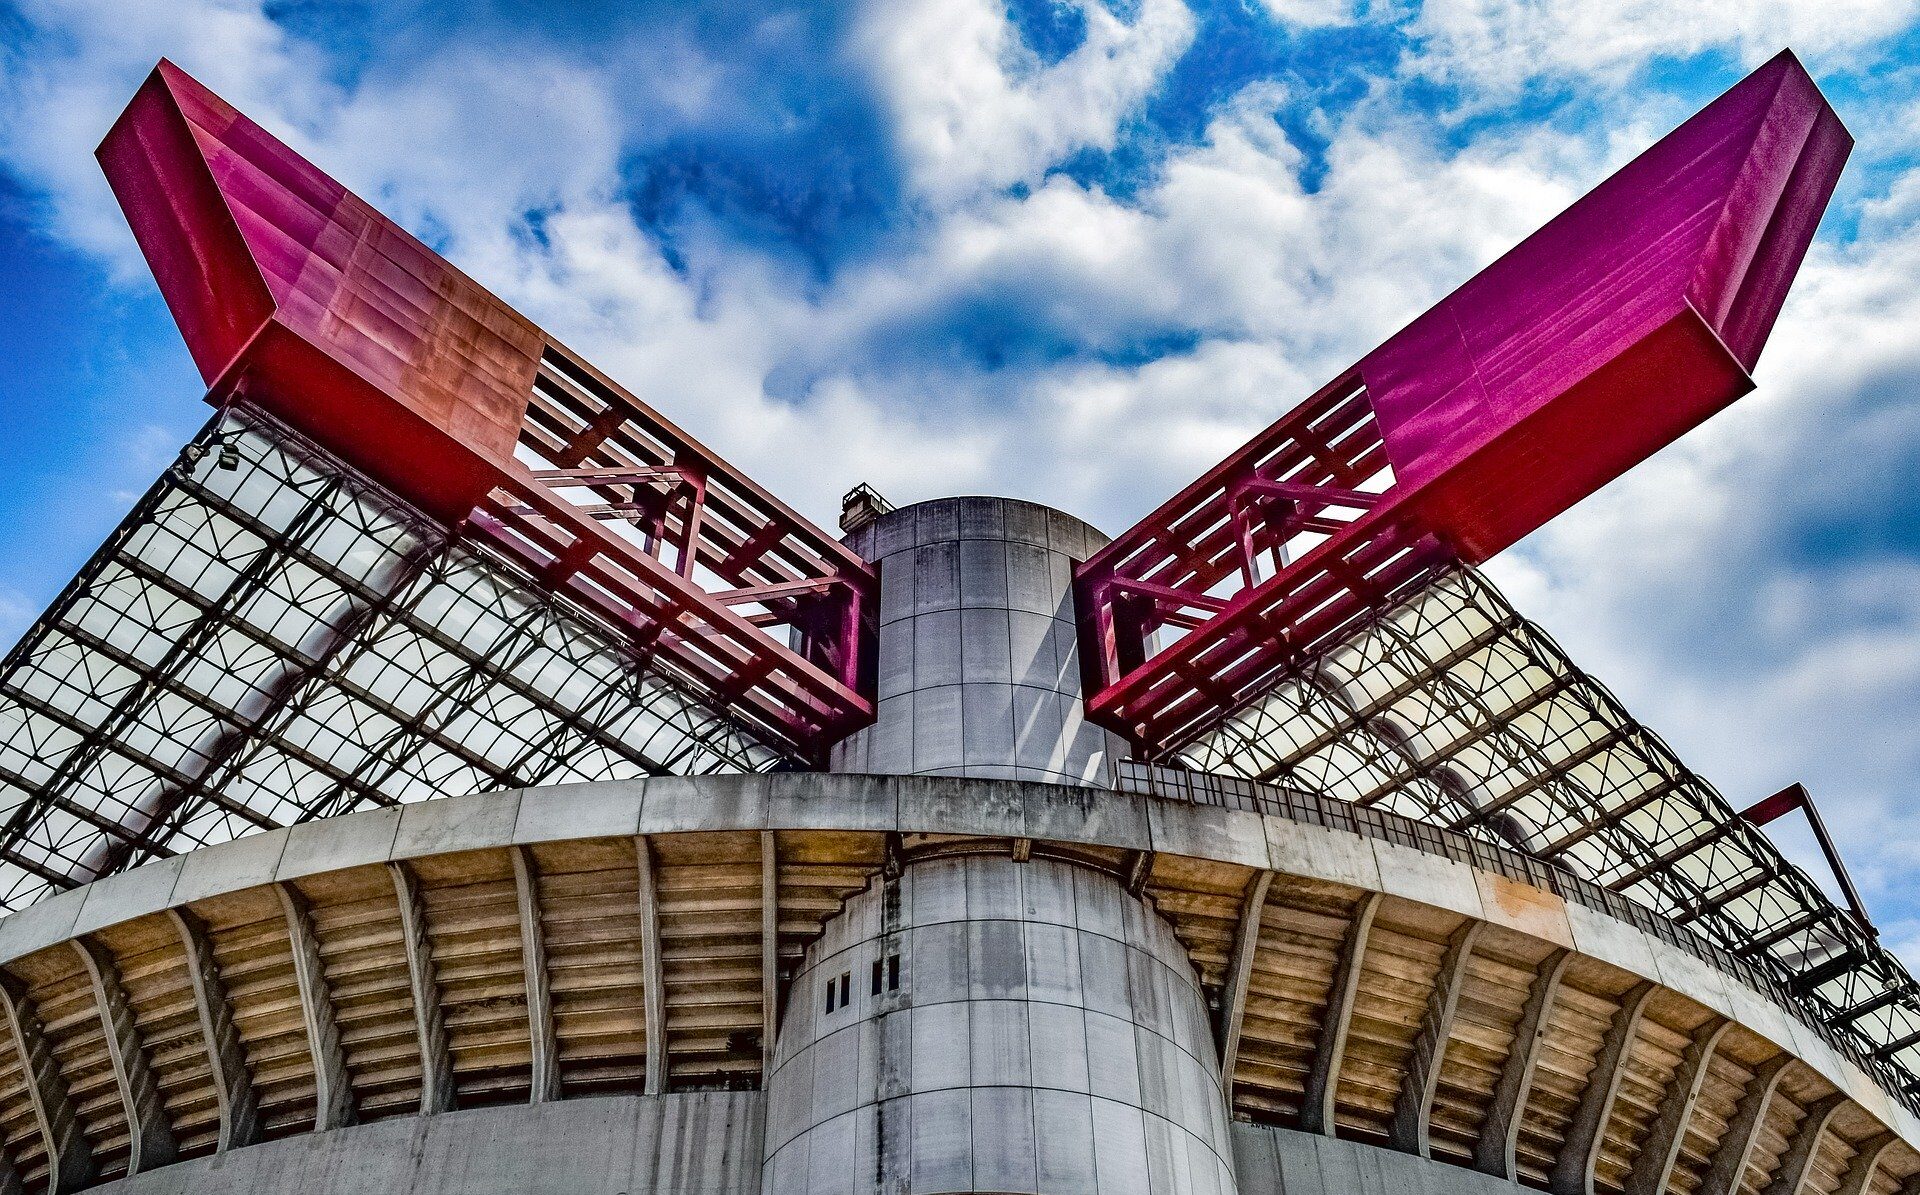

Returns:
763,854,1233,1194
86,1092,762,1195
833,497,1125,785
7,773,1917,1195
1230,1122,1529,1195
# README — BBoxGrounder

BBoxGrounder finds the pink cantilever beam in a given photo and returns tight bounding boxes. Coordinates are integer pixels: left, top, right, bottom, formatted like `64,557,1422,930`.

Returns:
98,61,875,757
1077,50,1852,757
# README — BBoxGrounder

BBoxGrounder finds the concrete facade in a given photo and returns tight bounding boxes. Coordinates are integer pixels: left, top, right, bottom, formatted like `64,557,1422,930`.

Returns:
90,1093,763,1195
832,497,1124,785
4,773,1916,1194
763,854,1233,1194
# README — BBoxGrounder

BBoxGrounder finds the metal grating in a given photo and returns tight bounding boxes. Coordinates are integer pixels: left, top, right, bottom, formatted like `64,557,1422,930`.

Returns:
0,405,787,910
1174,565,1920,1106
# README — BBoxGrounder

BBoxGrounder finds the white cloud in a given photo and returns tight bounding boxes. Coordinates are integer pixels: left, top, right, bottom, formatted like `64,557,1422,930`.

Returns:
1405,0,1920,94
1255,0,1363,27
854,0,1196,204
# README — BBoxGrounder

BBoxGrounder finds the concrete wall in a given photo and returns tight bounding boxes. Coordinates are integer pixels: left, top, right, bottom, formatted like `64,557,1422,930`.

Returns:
763,854,1234,1193
833,497,1125,785
1230,1123,1528,1195
88,1092,762,1195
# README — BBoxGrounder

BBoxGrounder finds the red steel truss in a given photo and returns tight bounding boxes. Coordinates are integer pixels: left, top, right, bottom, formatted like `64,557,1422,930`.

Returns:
97,62,874,757
1076,51,1852,757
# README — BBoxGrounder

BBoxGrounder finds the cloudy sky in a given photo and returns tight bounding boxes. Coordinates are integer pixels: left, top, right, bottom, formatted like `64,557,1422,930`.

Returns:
1,1,1919,943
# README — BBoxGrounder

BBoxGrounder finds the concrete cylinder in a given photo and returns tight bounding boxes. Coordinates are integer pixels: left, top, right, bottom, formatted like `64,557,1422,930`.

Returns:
761,853,1236,1194
832,497,1125,785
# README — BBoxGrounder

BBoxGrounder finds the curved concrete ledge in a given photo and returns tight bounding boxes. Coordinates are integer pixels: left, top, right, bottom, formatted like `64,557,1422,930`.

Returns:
89,1092,761,1195
0,774,1912,1193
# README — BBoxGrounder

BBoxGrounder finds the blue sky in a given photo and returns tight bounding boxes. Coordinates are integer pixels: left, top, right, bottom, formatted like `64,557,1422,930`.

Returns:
3,0,1920,946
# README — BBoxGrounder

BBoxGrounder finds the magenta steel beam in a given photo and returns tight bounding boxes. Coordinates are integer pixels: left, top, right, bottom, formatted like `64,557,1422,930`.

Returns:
1077,50,1851,757
97,61,875,757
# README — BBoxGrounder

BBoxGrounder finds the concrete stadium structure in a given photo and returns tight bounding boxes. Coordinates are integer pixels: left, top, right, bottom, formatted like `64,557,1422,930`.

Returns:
1,48,1914,1195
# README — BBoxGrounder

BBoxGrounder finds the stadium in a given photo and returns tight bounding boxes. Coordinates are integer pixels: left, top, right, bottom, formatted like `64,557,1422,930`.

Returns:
0,47,1909,1195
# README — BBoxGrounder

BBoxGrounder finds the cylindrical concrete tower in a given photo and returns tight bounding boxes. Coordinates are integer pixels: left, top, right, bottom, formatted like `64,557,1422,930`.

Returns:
833,497,1125,786
762,853,1234,1195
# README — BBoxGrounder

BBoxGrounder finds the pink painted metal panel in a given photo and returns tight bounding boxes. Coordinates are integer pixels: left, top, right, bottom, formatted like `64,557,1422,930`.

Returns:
1078,51,1850,756
98,61,875,757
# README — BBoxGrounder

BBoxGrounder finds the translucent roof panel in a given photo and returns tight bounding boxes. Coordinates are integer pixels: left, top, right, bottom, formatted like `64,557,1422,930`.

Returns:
0,407,787,910
1180,566,1920,1100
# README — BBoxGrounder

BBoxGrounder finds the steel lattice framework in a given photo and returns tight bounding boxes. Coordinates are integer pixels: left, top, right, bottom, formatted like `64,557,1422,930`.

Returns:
7,44,1919,1134
0,407,785,910
1175,565,1920,1103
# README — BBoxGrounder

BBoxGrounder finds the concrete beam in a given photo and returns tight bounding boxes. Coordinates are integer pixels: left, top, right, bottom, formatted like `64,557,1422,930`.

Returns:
637,835,668,1096
1835,1130,1899,1195
388,861,453,1114
760,830,779,1076
510,847,559,1104
166,907,258,1152
1548,980,1654,1195
1761,1092,1845,1195
1218,869,1274,1084
0,970,94,1193
274,882,354,1131
71,937,177,1174
1698,1053,1793,1195
1301,891,1381,1136
1623,1017,1732,1195
1474,947,1570,1179
1388,919,1485,1156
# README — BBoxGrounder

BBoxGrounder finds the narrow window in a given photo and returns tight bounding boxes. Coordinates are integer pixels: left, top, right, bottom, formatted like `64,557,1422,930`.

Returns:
824,978,836,1013
871,958,884,996
838,972,851,1008
887,954,901,991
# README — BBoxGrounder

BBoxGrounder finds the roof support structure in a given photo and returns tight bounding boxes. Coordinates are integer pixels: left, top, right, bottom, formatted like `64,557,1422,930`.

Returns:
1388,920,1484,1156
511,848,559,1104
166,908,257,1152
389,861,454,1115
1218,869,1274,1081
637,836,668,1096
760,831,779,1076
1301,892,1379,1135
71,938,177,1175
1474,948,1571,1179
0,971,93,1192
276,883,354,1131
1698,1053,1793,1195
1836,1131,1900,1195
1549,981,1655,1195
1623,1018,1732,1195
1762,1093,1847,1195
